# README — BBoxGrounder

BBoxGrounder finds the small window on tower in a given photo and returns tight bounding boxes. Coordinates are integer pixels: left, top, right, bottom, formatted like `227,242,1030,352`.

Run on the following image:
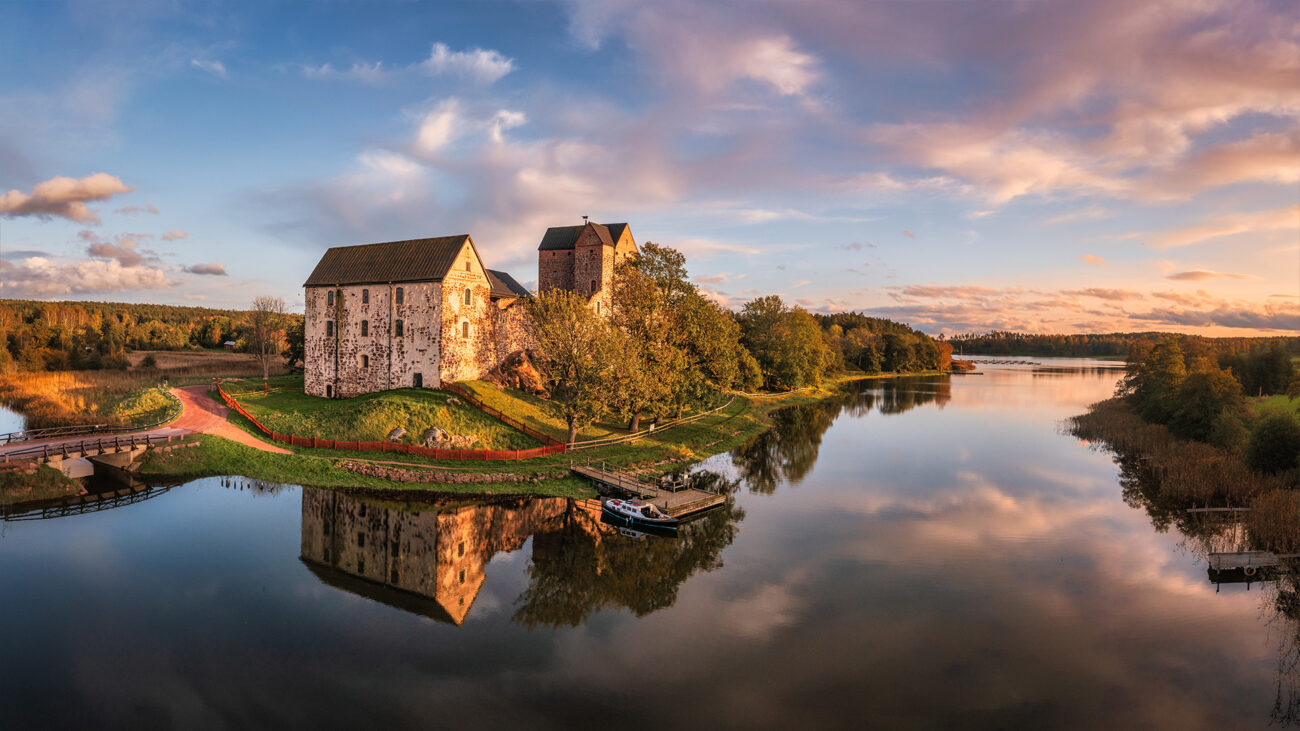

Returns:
461,321,469,338
395,287,403,305
326,321,334,337
465,260,471,271
361,320,369,337
395,320,404,337
464,288,472,305
327,290,334,307
362,289,369,304
591,279,597,292
361,354,369,369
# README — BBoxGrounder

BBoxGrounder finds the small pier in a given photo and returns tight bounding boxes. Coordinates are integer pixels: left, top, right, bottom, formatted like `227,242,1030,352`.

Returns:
571,464,726,518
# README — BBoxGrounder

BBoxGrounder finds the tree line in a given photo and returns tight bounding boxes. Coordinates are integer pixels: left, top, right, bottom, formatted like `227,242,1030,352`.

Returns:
526,242,951,442
951,330,1300,359
0,299,303,373
1121,338,1300,474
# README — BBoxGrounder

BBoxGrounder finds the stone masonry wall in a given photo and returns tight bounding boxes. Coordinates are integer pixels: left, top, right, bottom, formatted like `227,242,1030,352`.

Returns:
438,242,494,385
537,248,575,293
304,281,441,397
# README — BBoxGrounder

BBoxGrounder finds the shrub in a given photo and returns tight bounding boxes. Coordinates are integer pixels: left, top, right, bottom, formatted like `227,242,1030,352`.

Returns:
1247,413,1300,474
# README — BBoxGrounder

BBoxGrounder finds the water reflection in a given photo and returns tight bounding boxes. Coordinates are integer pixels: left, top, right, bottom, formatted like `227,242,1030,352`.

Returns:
732,376,951,492
299,480,745,628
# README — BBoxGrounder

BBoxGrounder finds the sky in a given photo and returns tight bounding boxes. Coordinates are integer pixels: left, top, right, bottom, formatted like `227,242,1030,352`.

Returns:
0,0,1296,336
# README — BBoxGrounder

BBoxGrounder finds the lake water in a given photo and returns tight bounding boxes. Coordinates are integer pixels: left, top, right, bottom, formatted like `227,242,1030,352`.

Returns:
1,358,1295,729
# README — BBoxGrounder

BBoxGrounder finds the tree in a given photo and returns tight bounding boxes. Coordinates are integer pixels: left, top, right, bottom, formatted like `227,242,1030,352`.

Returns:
1169,368,1243,442
248,296,286,394
282,318,305,372
1247,413,1300,474
527,289,621,443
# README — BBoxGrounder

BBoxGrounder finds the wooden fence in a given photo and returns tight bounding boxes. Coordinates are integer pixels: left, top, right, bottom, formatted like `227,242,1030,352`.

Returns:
215,381,567,461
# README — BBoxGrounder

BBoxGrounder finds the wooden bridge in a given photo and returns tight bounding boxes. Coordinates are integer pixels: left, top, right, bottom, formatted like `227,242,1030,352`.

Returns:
571,463,726,518
2,433,175,474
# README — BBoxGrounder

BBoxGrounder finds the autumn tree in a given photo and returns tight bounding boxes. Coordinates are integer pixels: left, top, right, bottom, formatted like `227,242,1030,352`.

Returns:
527,289,622,443
248,296,286,394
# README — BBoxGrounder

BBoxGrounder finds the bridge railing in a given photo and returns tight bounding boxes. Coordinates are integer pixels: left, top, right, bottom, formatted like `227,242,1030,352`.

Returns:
0,388,183,445
2,433,176,462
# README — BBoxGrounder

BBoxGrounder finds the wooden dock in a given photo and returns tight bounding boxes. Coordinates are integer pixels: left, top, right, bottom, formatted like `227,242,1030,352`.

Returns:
571,464,726,518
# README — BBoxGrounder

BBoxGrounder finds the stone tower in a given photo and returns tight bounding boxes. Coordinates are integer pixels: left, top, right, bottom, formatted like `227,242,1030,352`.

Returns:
536,221,637,316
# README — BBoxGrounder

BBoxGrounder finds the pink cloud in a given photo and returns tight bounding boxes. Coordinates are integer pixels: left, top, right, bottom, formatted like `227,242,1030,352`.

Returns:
1149,204,1300,249
161,230,187,241
1080,254,1107,265
0,173,132,223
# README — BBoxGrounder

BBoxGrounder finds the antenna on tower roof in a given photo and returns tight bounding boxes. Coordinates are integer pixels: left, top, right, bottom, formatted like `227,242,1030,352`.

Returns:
582,215,589,224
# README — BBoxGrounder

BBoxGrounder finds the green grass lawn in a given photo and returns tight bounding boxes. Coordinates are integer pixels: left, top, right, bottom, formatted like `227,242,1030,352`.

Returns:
222,375,538,450
110,386,179,427
1253,394,1300,422
454,379,732,442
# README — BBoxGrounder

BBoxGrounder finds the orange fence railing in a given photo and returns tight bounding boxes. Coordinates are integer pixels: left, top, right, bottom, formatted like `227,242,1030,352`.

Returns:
214,381,567,462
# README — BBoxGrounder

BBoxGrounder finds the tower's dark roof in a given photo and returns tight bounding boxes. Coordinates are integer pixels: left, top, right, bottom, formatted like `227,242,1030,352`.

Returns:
303,235,473,287
537,222,630,251
486,269,530,299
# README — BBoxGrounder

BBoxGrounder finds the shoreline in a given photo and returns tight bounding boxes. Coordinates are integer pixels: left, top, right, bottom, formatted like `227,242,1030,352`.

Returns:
1,371,946,508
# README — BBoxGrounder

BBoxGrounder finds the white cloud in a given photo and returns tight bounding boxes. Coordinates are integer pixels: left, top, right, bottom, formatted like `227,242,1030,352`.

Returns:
0,256,170,298
161,230,187,241
190,58,228,79
420,43,515,84
0,173,132,223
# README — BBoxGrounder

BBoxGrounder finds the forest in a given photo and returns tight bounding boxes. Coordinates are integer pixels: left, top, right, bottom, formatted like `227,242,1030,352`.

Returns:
950,330,1300,358
0,298,303,372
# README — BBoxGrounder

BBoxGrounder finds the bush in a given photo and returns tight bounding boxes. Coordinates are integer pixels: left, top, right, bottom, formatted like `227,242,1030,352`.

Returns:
140,354,158,369
1247,413,1300,474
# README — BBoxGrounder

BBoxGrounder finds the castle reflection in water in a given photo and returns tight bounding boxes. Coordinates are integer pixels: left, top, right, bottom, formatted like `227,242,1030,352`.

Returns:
299,482,743,627
300,489,570,624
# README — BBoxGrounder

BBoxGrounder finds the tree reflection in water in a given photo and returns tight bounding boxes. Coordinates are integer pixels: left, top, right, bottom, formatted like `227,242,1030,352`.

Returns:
513,472,745,628
732,376,951,493
1069,423,1300,726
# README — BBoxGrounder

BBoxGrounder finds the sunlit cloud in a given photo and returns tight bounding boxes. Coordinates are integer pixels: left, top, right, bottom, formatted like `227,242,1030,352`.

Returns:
1080,254,1107,265
1149,204,1300,249
1164,270,1257,282
0,173,132,223
183,262,227,276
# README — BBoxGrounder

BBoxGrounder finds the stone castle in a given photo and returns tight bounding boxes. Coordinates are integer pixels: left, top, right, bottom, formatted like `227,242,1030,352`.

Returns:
302,221,636,398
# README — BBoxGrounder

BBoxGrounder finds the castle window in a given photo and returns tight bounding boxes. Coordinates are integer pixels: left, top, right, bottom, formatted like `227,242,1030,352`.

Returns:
461,321,469,338
325,384,333,398
591,279,597,292
458,541,465,557
362,289,369,304
459,569,466,584
395,287,403,305
465,260,471,271
357,532,365,547
464,288,472,305
361,354,369,369
327,290,334,307
596,302,601,314
361,320,369,337
395,320,404,337
325,321,334,337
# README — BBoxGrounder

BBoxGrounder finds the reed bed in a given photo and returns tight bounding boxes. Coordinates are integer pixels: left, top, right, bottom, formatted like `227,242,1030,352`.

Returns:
1069,397,1297,546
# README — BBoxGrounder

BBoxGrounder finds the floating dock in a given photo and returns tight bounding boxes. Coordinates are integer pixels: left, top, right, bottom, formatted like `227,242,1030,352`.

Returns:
571,464,725,518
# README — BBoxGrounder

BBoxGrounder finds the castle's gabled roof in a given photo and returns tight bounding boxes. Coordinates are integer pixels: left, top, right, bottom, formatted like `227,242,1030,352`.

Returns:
303,235,472,286
486,269,530,299
538,222,630,250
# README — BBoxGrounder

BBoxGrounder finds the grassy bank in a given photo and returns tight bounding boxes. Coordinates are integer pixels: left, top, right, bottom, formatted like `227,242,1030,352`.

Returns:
137,434,594,498
141,373,876,496
0,465,80,507
222,375,539,449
